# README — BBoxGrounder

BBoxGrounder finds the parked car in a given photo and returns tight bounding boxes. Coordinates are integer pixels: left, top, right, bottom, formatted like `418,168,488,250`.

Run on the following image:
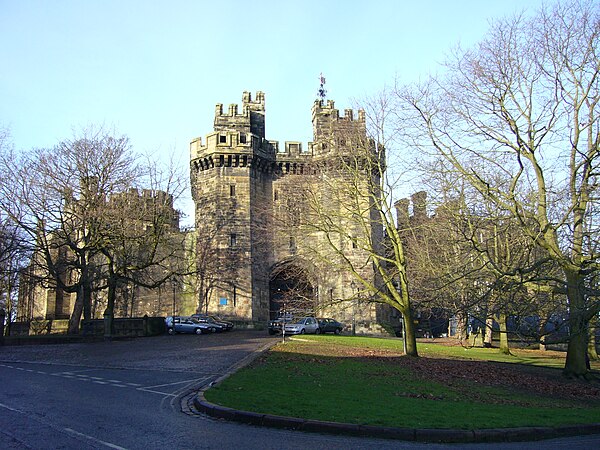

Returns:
284,317,321,335
318,318,344,334
165,316,214,335
189,314,224,332
268,313,294,335
192,314,234,331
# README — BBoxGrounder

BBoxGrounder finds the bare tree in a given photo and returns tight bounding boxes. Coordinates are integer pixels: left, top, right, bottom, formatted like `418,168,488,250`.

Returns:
0,128,141,333
287,94,419,355
0,129,31,334
0,127,190,335
398,0,599,376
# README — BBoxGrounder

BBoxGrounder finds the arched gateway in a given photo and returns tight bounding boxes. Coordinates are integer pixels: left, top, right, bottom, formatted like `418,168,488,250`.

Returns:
269,262,315,320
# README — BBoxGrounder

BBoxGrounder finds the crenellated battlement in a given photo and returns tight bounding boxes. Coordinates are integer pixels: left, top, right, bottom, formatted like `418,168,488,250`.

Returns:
192,91,368,171
190,130,274,159
311,99,366,123
214,91,266,138
190,128,276,175
311,99,366,159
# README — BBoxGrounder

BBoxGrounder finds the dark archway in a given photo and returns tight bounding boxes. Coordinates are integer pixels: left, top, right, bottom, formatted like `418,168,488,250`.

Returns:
269,263,315,320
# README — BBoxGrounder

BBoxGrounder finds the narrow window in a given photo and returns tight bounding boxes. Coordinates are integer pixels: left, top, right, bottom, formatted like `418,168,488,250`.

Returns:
289,236,296,250
239,133,247,144
230,184,235,196
230,233,237,247
219,134,227,143
274,190,279,201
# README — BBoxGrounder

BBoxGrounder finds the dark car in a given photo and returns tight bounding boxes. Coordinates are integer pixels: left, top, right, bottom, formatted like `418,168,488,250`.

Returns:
318,318,344,334
192,314,234,331
190,314,225,332
268,313,294,335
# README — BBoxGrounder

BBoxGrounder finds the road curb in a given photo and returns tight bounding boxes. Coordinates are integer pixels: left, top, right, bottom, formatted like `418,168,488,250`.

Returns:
193,394,600,444
192,338,600,443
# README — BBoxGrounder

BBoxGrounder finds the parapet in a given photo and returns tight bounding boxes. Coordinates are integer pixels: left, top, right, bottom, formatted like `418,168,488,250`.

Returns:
214,91,266,138
311,99,366,122
311,99,366,145
242,91,265,110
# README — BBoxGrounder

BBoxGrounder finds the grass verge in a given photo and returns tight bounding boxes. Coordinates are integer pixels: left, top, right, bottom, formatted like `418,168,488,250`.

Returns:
204,335,600,430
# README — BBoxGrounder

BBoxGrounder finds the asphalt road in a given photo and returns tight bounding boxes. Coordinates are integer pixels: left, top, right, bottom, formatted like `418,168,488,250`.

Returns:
1,330,599,449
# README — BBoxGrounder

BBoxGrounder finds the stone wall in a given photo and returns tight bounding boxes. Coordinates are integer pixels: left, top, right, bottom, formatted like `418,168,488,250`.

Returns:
9,317,166,337
190,91,397,331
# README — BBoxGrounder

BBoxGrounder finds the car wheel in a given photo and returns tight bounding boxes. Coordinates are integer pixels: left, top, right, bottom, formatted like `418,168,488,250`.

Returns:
315,328,321,335
211,327,217,333
300,328,305,334
195,328,203,335
334,328,341,335
167,327,174,335
268,329,276,335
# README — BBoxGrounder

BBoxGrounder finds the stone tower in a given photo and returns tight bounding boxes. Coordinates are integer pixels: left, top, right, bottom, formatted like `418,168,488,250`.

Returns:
190,92,392,331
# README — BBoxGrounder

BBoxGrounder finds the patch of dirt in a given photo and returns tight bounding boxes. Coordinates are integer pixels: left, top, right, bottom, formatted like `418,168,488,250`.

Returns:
395,356,600,403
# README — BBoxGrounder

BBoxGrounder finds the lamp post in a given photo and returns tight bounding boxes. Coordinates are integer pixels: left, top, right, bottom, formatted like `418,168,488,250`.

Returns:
171,277,177,317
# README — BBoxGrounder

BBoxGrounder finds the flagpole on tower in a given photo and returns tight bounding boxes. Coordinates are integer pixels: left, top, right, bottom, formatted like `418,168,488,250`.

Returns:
317,73,327,100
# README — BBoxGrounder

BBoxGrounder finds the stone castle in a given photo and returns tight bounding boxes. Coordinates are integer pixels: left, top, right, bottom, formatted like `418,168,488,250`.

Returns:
16,92,397,334
190,92,395,331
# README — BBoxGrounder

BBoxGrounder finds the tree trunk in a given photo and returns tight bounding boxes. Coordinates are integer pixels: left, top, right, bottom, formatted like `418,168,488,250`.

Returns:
538,315,549,351
83,284,92,321
196,278,205,314
498,313,510,355
453,309,469,344
564,271,589,377
80,262,92,322
484,316,494,348
402,308,419,357
103,275,117,339
68,289,84,334
588,314,598,360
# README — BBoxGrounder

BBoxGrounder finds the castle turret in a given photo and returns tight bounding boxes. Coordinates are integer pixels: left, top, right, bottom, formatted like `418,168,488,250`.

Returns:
214,91,265,138
311,99,366,157
411,191,428,222
394,198,410,229
190,91,274,324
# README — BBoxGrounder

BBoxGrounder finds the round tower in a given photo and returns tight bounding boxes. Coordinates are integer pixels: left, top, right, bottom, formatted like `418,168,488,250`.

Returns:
190,92,274,324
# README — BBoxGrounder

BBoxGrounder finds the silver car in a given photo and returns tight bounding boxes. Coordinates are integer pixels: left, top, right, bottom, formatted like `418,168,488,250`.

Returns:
165,316,213,335
283,317,321,335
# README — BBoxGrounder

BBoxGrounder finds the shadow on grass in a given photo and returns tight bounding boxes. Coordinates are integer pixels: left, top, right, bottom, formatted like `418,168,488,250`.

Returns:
205,337,600,430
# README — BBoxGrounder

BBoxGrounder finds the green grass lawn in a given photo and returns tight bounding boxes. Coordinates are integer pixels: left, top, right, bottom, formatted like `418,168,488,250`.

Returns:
204,335,600,430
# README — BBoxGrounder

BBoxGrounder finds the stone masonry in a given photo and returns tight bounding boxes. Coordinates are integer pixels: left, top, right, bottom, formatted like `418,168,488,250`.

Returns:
190,92,396,331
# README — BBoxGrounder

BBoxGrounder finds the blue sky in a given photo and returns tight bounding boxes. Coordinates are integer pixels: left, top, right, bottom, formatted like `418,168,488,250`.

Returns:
0,0,546,222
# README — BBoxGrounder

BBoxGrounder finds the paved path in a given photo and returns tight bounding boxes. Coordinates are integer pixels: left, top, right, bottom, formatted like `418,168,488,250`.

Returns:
1,330,599,449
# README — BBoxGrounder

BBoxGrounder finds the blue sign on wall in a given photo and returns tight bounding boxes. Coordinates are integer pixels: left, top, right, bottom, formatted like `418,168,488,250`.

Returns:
219,298,228,306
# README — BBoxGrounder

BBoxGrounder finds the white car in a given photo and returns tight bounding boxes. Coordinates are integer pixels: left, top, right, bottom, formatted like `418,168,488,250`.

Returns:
283,317,321,335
